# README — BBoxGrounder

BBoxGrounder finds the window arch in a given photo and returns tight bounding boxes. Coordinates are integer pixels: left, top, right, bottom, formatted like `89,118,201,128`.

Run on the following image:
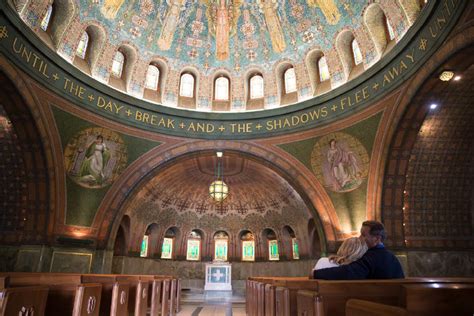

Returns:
40,4,53,31
161,227,178,259
213,231,229,261
186,230,202,261
180,73,195,98
318,56,330,82
240,231,255,262
76,31,89,59
145,64,160,90
282,226,299,260
250,75,264,99
284,67,297,94
352,39,363,65
263,228,279,261
111,50,125,78
214,77,230,101
140,234,149,257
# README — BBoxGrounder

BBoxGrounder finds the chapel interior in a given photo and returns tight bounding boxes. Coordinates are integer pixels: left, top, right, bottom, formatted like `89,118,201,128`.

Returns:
0,0,473,315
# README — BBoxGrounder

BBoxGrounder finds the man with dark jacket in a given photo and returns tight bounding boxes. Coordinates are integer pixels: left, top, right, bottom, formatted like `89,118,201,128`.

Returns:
314,221,404,279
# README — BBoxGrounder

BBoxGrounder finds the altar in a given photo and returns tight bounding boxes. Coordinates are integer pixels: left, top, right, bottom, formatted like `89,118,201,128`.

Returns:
204,263,232,291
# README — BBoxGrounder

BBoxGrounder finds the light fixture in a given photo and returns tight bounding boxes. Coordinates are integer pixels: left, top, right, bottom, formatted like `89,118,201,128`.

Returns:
430,103,438,109
454,75,461,81
209,151,228,202
439,71,454,81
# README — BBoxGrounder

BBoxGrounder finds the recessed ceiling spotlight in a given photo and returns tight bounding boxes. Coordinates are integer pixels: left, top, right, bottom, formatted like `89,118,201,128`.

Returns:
430,103,438,109
439,71,454,81
454,75,461,81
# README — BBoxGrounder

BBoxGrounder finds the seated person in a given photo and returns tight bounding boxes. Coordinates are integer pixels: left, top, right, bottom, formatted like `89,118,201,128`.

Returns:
314,220,405,280
312,237,367,274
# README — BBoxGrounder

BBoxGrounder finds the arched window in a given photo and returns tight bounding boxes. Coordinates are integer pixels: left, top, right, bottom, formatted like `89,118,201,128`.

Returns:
263,228,279,261
111,51,125,78
250,75,264,99
386,17,396,41
76,31,89,59
214,231,229,261
161,227,178,259
40,4,53,31
186,230,201,261
241,231,255,262
161,237,173,259
145,65,160,90
140,235,149,257
215,77,229,101
351,39,363,65
284,67,297,94
292,238,300,259
318,56,330,82
180,73,195,98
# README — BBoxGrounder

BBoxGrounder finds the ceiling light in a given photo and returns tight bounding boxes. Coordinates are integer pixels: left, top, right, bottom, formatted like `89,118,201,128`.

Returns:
210,152,228,202
430,103,438,109
439,71,454,81
454,75,461,81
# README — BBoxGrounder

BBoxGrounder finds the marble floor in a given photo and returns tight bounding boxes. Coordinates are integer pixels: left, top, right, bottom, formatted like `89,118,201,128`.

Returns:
177,290,246,316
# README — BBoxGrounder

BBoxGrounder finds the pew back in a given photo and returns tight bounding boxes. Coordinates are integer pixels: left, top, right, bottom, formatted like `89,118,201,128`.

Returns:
0,286,49,316
346,299,407,316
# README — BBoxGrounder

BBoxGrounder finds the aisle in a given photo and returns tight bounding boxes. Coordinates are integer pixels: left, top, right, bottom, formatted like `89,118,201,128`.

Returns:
177,289,246,316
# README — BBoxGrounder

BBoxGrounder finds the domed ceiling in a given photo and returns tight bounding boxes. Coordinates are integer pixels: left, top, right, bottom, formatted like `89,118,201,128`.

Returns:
131,153,310,219
80,0,370,75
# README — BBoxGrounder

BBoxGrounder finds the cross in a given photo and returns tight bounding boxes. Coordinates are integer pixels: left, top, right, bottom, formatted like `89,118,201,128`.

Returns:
218,125,225,132
212,269,224,281
88,94,95,102
331,104,338,112
254,202,265,213
302,32,314,43
196,202,208,214
247,51,256,61
419,38,427,51
126,109,133,116
179,122,186,129
52,73,59,81
372,82,379,91
256,124,262,130
188,49,198,58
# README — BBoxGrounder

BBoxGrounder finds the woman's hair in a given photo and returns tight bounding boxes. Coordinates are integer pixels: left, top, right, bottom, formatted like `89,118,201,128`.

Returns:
328,237,368,265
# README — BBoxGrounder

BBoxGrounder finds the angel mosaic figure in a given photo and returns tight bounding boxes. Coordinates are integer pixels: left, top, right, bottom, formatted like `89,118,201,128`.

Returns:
79,135,110,185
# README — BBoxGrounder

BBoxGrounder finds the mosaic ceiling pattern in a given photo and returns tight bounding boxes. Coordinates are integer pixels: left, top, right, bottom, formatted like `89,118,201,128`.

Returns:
132,156,309,218
80,0,367,75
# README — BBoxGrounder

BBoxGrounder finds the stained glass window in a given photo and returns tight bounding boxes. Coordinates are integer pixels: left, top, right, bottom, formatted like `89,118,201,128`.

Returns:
140,235,149,257
352,39,363,65
180,73,194,98
268,240,279,261
250,75,264,99
214,239,228,261
161,237,173,259
242,240,255,261
318,56,330,82
76,32,89,59
145,65,160,90
292,238,300,259
215,77,229,100
284,67,297,94
111,51,125,78
40,5,53,31
186,239,200,261
386,18,396,41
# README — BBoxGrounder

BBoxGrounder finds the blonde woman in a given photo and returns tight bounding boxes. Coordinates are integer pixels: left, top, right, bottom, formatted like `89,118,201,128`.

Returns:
313,237,368,272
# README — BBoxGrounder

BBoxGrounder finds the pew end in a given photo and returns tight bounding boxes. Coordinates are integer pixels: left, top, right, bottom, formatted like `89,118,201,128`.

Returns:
0,286,49,316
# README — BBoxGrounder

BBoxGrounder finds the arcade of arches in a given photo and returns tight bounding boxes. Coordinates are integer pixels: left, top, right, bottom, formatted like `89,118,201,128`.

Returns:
0,0,473,294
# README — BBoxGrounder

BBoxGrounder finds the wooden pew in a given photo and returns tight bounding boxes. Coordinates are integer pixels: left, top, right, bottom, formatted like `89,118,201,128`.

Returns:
247,277,474,316
346,299,407,316
160,279,170,316
275,286,290,316
45,283,102,316
401,283,474,316
81,275,130,316
0,286,49,316
0,277,9,291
